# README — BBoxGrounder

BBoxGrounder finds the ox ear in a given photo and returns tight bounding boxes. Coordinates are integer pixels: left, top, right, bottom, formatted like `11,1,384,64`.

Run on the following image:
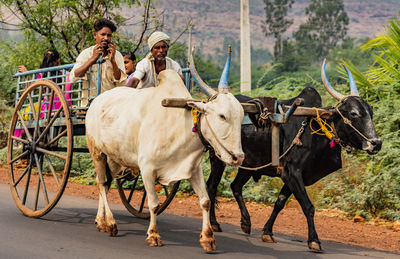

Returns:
187,101,208,113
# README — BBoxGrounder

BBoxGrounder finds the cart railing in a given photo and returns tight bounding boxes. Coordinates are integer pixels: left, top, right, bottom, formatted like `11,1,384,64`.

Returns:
13,63,191,124
14,62,102,122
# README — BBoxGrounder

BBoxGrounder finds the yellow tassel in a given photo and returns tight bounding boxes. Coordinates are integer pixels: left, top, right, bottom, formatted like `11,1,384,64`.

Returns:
190,99,206,133
310,107,335,140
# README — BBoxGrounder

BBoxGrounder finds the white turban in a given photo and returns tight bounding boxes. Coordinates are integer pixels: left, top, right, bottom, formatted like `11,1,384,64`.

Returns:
148,31,170,50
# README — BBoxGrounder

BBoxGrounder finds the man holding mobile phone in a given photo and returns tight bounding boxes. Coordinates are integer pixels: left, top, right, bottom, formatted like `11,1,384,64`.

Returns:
70,18,127,106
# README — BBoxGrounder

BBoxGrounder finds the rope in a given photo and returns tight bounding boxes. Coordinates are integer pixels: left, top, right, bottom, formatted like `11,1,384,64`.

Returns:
309,107,335,140
334,105,373,143
258,109,271,128
151,60,158,87
238,121,307,171
115,167,138,180
204,114,237,157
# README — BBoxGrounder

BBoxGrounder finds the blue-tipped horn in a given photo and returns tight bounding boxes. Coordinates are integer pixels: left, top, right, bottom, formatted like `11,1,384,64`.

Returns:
343,65,359,96
218,45,231,92
189,47,217,97
321,59,345,101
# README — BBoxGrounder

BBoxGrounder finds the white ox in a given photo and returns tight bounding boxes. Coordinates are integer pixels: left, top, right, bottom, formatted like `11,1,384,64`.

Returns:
85,66,244,251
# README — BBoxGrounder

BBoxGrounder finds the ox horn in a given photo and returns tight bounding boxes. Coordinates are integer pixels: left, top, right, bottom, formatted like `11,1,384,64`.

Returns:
189,47,217,97
343,64,359,96
218,45,231,92
321,59,345,101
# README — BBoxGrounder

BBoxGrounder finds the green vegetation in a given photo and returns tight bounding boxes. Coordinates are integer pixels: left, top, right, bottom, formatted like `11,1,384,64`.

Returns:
320,16,400,221
262,0,295,59
0,0,142,62
295,0,349,58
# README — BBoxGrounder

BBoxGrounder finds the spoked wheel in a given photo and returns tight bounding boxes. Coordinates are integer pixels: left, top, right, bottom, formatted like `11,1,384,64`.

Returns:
7,79,73,218
116,171,180,219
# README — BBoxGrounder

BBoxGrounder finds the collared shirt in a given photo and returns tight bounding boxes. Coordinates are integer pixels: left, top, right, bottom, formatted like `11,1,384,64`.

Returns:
131,56,182,89
70,45,127,106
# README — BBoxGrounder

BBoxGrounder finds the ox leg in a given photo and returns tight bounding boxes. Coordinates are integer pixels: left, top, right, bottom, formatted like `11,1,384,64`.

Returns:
231,170,252,234
89,148,118,236
261,184,292,243
206,151,226,232
141,170,162,247
283,168,322,251
190,167,216,252
95,159,119,236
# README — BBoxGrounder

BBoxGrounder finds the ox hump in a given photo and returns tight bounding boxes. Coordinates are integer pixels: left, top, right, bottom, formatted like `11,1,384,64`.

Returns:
157,70,188,93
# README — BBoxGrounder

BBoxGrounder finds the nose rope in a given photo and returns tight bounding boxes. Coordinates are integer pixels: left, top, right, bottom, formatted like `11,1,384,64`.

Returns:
334,101,374,144
192,92,238,161
203,114,237,158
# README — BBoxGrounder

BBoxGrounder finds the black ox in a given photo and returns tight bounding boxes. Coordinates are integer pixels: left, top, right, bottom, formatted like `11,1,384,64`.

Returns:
206,62,382,251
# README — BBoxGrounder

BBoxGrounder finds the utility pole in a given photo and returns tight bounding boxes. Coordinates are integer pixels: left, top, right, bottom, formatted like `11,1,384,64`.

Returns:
240,0,251,92
187,20,193,90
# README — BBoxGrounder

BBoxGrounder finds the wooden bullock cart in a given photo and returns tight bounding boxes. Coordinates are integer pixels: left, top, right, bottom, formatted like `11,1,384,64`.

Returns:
6,62,191,218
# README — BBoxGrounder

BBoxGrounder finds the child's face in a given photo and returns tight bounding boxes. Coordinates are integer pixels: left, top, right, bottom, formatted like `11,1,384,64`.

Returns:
123,55,136,74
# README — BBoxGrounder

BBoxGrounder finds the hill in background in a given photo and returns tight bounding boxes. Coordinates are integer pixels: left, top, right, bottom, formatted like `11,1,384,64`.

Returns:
122,0,400,56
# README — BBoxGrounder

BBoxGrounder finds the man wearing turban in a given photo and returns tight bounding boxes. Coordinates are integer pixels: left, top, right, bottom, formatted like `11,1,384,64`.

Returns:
126,31,185,88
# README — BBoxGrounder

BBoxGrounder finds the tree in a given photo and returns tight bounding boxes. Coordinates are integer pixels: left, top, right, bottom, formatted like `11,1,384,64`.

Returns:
343,16,400,100
261,0,294,59
295,0,349,58
0,0,159,62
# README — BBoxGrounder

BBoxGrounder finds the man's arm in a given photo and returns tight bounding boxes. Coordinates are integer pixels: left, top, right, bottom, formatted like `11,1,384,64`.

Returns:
74,44,102,78
108,42,121,80
180,75,186,85
127,77,140,88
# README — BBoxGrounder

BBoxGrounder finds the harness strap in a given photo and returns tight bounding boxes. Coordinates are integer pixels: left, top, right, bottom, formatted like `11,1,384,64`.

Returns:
247,99,272,128
151,60,158,87
238,121,307,171
196,112,212,151
334,106,373,143
193,92,224,152
330,121,353,152
204,114,237,157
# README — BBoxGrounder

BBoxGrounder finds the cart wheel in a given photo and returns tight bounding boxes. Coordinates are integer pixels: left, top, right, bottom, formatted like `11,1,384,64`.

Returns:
116,172,180,219
7,79,73,218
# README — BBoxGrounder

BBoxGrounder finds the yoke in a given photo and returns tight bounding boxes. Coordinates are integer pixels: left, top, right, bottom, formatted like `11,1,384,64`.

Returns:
161,97,333,167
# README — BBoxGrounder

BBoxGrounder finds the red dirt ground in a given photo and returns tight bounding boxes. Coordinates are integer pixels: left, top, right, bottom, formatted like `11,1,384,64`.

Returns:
1,167,399,254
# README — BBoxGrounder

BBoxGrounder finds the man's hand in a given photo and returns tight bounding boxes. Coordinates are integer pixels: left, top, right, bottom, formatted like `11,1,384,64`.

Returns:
107,42,116,62
18,65,28,73
74,45,103,78
92,44,103,61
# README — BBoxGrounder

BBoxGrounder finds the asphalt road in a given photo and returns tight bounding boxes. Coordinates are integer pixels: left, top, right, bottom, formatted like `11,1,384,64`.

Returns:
0,183,397,259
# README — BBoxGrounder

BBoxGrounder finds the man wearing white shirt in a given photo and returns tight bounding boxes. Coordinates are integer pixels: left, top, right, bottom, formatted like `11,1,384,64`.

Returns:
126,31,184,88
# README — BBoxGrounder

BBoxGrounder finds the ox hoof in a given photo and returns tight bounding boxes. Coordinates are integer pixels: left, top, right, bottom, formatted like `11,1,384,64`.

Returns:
200,236,216,252
211,224,222,232
241,223,251,234
96,224,107,233
95,218,108,233
200,227,216,252
308,241,322,251
146,234,163,247
107,224,118,237
261,234,276,243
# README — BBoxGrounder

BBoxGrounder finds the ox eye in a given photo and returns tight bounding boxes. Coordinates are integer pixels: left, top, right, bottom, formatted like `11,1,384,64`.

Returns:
219,114,226,121
350,111,359,118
